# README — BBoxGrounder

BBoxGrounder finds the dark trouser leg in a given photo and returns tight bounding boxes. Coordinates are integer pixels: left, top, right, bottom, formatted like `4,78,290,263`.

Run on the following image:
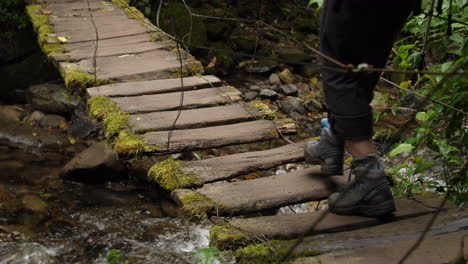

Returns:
320,0,415,140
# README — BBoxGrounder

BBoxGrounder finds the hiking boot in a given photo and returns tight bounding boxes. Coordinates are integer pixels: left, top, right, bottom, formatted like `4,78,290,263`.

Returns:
304,118,344,176
328,154,395,217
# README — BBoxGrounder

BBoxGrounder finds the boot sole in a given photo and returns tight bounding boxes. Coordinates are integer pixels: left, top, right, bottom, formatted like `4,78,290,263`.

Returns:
329,200,396,217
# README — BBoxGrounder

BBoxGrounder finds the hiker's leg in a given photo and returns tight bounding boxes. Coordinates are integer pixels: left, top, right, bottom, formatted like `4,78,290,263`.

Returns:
318,0,416,216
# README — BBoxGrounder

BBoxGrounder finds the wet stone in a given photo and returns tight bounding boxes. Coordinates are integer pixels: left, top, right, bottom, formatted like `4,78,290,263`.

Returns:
269,73,282,85
0,105,27,122
67,119,98,139
279,68,295,84
23,110,45,124
249,85,262,92
279,96,308,116
244,91,258,102
259,89,279,100
27,83,80,114
280,84,298,95
39,114,66,129
304,98,324,113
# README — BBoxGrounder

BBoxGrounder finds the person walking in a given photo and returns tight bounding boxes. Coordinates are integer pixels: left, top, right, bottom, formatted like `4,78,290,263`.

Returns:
305,0,422,216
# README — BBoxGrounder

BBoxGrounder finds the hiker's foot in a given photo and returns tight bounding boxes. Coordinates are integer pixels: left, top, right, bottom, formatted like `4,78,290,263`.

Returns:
328,154,395,217
304,118,344,176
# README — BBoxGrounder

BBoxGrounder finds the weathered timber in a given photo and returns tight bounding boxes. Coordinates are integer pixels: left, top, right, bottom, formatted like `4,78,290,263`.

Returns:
53,41,172,62
233,208,467,263
182,143,305,184
111,86,242,113
149,142,304,191
209,197,453,250
129,104,260,132
143,120,279,154
87,75,221,97
264,208,468,262
172,166,348,219
292,229,468,264
59,50,182,82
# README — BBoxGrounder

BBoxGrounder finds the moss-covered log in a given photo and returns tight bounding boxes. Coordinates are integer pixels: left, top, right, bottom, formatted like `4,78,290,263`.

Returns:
234,241,320,264
147,158,202,191
171,189,226,222
209,223,251,251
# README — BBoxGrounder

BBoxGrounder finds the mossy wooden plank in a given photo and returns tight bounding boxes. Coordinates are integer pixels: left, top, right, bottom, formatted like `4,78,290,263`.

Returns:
278,208,468,260
129,104,259,132
142,120,278,154
292,229,468,264
111,86,242,114
212,197,450,249
87,75,221,97
181,143,304,184
172,167,347,218
58,49,182,83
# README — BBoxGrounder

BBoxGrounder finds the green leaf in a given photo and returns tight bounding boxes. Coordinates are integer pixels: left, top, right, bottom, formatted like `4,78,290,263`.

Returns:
388,143,414,158
415,112,428,121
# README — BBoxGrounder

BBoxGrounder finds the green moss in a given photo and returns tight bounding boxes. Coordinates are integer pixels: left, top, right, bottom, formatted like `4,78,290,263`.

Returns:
235,241,320,264
147,158,202,191
88,96,120,121
113,130,157,156
209,224,250,251
178,192,221,222
26,4,64,55
103,111,129,139
170,68,189,78
249,102,276,120
62,69,111,94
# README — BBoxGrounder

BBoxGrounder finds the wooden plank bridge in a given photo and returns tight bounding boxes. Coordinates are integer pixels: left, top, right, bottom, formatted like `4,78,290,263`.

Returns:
27,0,467,263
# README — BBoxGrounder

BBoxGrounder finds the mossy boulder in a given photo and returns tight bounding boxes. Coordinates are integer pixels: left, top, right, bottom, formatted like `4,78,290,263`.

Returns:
276,47,310,64
293,17,318,34
206,21,233,41
159,2,207,47
205,41,237,75
147,158,202,191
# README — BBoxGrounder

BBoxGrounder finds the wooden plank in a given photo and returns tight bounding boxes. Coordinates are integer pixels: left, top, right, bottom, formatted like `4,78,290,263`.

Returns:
54,41,170,62
279,208,468,260
293,230,468,264
172,167,348,218
219,197,449,243
87,75,221,97
182,143,305,184
59,49,183,82
129,104,259,132
143,120,279,154
111,86,242,113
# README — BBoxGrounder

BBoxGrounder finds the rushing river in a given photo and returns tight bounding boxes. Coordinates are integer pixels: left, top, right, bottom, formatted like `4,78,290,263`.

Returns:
0,146,221,264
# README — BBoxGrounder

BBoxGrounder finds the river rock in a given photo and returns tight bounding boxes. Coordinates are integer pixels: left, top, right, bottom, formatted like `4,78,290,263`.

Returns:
279,96,308,117
27,83,80,114
67,119,98,139
61,141,126,183
0,242,57,264
21,194,48,212
296,82,310,94
280,84,298,95
277,47,309,64
0,105,27,122
259,89,279,100
269,73,282,85
244,91,258,102
0,184,21,214
23,110,45,124
304,98,324,113
39,114,66,129
249,85,262,92
279,69,295,84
